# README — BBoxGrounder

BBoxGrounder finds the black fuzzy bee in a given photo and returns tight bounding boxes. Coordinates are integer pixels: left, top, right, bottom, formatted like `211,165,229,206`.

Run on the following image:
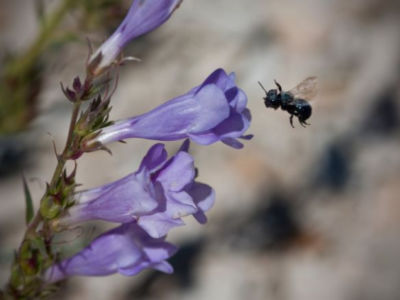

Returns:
258,77,317,127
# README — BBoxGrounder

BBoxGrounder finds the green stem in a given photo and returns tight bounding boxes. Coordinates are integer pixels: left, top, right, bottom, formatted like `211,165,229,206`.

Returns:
5,97,82,298
27,100,81,237
50,101,81,184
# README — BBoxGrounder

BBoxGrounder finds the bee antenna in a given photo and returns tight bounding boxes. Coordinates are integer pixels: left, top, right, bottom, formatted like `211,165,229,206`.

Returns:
258,81,268,93
274,79,282,92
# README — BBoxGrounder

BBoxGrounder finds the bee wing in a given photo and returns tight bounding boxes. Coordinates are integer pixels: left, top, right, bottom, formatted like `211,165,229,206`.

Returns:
289,76,318,100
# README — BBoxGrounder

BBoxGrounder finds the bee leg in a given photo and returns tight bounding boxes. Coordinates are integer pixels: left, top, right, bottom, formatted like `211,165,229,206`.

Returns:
299,119,309,127
289,115,295,128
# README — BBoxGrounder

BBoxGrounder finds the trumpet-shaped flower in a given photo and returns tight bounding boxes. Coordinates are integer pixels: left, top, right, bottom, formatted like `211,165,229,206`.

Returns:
137,140,215,238
87,68,252,149
44,222,177,283
89,0,182,74
59,141,215,238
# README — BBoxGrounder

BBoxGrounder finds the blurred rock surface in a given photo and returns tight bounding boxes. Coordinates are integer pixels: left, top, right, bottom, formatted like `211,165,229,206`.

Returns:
1,0,400,299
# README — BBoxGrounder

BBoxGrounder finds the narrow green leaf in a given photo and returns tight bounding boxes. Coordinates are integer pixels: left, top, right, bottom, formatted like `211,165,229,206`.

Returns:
22,175,34,225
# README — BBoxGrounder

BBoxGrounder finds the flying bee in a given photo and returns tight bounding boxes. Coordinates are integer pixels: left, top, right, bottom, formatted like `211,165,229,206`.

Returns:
258,77,317,127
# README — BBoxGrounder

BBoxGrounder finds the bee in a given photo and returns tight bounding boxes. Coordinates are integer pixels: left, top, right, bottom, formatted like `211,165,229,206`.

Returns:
258,77,317,128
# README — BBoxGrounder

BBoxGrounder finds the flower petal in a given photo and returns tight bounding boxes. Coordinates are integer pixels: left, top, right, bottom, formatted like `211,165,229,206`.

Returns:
190,84,230,133
156,152,195,192
138,143,168,172
187,182,215,224
197,68,236,92
138,213,185,238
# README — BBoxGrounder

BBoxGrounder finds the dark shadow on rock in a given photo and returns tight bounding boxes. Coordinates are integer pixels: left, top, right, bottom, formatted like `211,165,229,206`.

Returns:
227,192,301,252
124,238,205,299
0,135,28,177
360,86,400,137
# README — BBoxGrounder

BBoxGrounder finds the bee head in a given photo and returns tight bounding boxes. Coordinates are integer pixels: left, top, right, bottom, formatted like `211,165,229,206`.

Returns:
265,89,280,109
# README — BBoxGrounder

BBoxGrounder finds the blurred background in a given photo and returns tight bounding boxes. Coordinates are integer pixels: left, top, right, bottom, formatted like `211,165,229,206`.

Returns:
1,0,400,299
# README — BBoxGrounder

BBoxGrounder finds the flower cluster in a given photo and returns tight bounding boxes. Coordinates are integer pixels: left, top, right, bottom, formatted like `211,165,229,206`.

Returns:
44,0,252,283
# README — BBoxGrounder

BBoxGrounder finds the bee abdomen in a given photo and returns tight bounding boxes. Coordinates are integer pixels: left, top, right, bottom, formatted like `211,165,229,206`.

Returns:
295,99,312,121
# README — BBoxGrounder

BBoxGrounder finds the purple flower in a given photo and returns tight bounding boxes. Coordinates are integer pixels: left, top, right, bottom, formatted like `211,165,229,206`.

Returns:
137,140,215,238
89,0,182,75
59,141,215,238
87,69,252,149
44,222,177,283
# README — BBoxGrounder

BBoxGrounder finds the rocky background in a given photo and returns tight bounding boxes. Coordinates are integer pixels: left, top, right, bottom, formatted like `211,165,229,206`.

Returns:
1,0,400,299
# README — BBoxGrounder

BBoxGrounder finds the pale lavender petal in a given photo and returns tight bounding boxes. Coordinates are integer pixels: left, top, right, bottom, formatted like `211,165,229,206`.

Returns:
240,134,254,140
187,132,220,145
152,261,174,273
138,213,185,238
189,84,230,133
187,182,215,224
225,87,248,112
196,69,236,92
178,139,190,152
188,182,215,212
156,152,195,192
165,191,197,217
221,138,244,149
234,89,248,112
138,143,168,172
213,111,247,137
118,0,182,45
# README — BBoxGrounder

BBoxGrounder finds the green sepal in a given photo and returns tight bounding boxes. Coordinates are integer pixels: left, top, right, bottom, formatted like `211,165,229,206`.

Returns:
40,195,62,220
10,253,24,289
30,237,47,258
19,240,43,276
39,167,77,220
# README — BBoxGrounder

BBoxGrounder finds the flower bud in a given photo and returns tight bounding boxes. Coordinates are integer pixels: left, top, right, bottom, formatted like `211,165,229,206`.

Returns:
88,0,182,75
